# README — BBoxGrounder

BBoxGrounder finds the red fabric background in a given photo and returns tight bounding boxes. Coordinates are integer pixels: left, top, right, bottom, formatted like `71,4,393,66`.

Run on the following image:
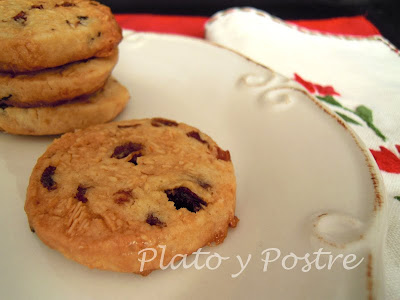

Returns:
115,14,381,38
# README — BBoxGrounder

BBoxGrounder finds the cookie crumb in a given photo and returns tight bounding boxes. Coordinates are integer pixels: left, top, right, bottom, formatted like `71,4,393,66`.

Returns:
229,216,239,228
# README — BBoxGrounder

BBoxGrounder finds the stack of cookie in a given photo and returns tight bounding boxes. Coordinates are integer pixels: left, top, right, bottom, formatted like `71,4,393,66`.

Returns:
0,0,129,135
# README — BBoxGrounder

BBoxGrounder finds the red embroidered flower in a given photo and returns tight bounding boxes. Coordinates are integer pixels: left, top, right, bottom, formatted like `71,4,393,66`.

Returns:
294,73,340,96
370,145,400,174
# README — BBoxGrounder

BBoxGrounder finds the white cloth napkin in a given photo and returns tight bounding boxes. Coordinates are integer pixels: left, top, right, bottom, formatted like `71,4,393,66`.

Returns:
205,8,400,299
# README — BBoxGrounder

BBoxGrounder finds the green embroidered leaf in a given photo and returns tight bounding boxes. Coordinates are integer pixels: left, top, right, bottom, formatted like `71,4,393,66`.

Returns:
335,112,361,125
355,105,373,124
395,196,400,201
316,95,343,107
367,123,387,141
316,97,387,141
354,105,386,141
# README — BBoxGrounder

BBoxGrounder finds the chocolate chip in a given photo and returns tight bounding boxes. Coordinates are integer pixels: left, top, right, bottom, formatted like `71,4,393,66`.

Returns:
117,124,141,129
146,213,166,227
55,2,76,7
97,31,102,37
30,227,35,233
1,95,12,101
75,185,88,203
128,153,142,165
114,189,133,204
111,142,143,159
165,187,207,213
1,94,12,109
151,118,178,127
13,11,27,25
40,166,57,191
187,131,207,144
0,102,12,110
77,16,88,20
216,147,231,161
30,4,44,9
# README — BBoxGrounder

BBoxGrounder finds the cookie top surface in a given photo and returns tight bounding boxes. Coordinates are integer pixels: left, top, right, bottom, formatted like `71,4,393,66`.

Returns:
25,118,237,273
0,0,122,72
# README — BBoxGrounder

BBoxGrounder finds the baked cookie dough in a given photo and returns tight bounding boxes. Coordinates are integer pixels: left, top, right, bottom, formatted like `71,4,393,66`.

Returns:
0,0,122,72
0,50,118,106
0,77,129,135
25,118,237,274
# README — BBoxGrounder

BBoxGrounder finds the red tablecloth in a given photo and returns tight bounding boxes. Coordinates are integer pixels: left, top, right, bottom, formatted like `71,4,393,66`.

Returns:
115,14,381,38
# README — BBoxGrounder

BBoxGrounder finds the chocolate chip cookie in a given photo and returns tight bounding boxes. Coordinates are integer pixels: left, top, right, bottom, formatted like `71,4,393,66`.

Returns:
0,0,122,72
0,50,118,106
0,77,129,135
25,118,237,274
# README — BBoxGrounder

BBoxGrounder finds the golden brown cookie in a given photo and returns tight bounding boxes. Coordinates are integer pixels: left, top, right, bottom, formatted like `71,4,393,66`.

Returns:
0,77,129,135
0,0,122,72
25,118,237,274
0,50,118,107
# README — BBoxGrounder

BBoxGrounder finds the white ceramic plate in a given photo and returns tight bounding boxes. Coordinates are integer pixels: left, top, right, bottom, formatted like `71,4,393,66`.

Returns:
0,31,387,300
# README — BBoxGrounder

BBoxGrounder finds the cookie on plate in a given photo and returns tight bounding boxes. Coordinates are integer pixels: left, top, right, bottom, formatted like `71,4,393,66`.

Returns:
25,118,238,274
0,0,122,72
0,77,129,135
0,50,118,107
